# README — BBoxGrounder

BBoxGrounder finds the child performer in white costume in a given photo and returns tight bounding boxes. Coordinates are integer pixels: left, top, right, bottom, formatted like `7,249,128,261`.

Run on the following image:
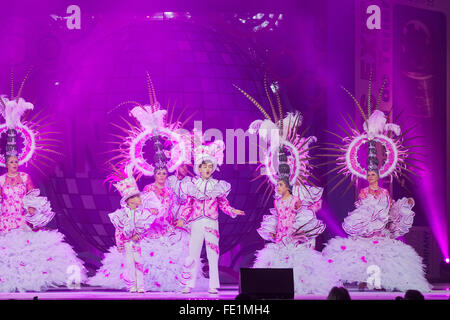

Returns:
176,138,245,294
107,166,158,293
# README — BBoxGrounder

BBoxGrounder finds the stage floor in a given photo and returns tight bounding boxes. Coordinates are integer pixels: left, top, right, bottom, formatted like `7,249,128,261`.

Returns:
1,284,449,300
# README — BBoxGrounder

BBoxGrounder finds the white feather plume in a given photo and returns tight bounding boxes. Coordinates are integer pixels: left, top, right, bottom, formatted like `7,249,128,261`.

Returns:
1,97,34,129
384,123,401,136
258,119,279,141
364,110,386,139
130,105,166,130
280,112,303,138
363,110,402,139
248,119,263,135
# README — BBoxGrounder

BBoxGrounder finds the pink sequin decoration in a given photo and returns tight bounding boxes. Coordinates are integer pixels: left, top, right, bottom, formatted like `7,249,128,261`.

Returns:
206,241,219,255
205,226,220,238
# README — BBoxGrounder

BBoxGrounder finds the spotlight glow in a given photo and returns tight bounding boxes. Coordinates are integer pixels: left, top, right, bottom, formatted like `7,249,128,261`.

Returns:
418,167,449,268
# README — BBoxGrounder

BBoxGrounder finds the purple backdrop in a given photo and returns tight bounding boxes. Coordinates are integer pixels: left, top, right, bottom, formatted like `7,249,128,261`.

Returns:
0,0,448,282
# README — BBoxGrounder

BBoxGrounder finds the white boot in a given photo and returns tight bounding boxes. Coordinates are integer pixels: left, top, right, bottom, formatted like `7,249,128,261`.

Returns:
182,286,192,294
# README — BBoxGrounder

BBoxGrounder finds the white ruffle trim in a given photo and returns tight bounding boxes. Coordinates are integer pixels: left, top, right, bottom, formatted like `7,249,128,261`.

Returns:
292,185,324,205
256,209,277,241
253,243,341,295
0,229,87,292
342,195,390,238
88,230,208,291
257,207,325,242
322,237,431,292
22,189,56,228
180,178,231,200
108,207,159,238
384,197,415,239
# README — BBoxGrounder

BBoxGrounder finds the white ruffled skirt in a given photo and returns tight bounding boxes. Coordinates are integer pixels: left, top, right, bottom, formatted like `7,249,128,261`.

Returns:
0,228,87,292
322,236,431,292
253,242,341,295
88,229,208,291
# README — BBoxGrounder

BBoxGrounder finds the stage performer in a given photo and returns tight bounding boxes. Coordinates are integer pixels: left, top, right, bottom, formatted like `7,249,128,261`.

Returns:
176,135,245,294
0,74,86,292
323,163,431,291
321,78,431,292
234,78,340,295
101,165,157,293
89,73,208,292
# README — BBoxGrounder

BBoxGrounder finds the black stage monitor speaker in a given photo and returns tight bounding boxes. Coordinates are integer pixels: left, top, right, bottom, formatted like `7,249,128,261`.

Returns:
239,268,294,299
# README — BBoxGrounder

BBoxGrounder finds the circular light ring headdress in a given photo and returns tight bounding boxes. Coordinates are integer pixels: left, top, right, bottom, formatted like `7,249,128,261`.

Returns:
0,69,61,173
321,73,422,194
129,126,188,176
108,72,195,177
345,133,399,179
0,122,36,167
264,136,316,186
327,112,407,189
234,74,319,205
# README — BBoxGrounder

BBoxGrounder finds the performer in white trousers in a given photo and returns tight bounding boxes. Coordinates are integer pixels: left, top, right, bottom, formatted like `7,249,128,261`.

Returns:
123,239,144,291
107,167,157,293
176,138,245,294
186,218,221,290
